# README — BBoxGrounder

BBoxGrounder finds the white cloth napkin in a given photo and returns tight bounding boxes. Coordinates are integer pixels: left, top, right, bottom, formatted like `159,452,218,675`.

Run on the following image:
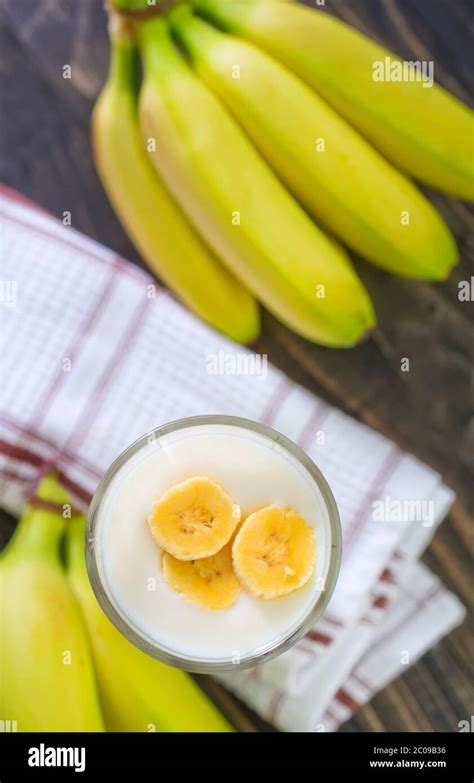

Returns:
0,186,465,731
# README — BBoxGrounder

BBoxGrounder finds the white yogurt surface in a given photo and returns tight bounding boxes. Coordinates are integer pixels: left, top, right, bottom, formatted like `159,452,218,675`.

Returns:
97,423,333,662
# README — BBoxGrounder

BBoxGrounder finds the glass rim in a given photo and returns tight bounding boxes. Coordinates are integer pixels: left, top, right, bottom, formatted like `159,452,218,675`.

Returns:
86,414,342,673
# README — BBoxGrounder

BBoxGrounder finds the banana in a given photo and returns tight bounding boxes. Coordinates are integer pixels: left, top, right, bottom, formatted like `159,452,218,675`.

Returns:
232,505,315,599
92,14,259,344
171,8,458,280
0,475,104,731
111,0,156,11
194,0,474,202
66,498,233,731
147,476,241,560
137,17,375,348
162,539,241,610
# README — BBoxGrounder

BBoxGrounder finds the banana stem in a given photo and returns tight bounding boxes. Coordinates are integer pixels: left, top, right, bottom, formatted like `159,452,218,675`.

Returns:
110,0,179,17
112,0,152,10
108,14,140,93
2,474,69,562
169,3,218,56
136,16,187,76
3,512,64,562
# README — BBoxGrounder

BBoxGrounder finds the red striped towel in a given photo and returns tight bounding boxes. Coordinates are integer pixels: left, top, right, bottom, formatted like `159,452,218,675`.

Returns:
0,185,465,731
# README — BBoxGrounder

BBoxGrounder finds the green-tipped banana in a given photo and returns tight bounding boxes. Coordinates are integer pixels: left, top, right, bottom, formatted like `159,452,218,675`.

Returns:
171,7,458,280
92,15,259,344
66,509,233,732
194,0,474,202
0,475,104,731
137,18,375,347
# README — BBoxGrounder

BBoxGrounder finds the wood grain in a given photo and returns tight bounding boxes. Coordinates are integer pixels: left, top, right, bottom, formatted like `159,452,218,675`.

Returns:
0,0,472,732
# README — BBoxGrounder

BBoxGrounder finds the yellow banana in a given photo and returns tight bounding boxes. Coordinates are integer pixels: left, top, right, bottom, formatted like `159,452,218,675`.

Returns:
232,505,316,599
171,7,458,280
66,498,233,731
194,0,474,202
136,17,375,347
147,476,241,560
162,541,242,610
0,475,104,731
92,14,259,344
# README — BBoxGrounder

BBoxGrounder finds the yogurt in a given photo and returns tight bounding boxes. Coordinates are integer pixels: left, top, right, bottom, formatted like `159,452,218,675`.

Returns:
89,418,340,668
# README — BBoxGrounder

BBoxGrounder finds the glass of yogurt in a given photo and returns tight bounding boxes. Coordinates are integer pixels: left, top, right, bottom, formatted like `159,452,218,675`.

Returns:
86,415,342,673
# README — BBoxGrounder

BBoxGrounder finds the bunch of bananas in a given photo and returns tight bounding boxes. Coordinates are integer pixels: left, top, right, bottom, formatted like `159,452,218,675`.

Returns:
94,0,472,347
0,474,232,731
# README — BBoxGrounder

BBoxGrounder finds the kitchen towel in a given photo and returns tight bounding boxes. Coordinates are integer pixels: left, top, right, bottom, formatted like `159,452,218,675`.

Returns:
0,185,465,731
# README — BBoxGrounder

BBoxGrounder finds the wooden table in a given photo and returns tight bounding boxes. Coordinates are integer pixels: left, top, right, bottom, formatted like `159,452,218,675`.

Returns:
0,0,472,732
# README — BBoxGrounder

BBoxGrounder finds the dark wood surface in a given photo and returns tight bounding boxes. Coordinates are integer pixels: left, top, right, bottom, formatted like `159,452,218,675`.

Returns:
0,0,472,732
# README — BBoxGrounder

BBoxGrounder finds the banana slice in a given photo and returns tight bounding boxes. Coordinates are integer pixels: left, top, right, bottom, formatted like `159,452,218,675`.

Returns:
162,540,241,610
147,476,240,560
232,505,316,599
